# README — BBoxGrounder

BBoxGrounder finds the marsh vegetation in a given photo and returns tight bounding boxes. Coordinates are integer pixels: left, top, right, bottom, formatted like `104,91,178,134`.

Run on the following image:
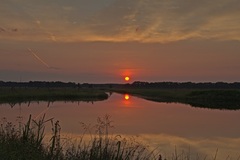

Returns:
0,114,159,160
111,88,240,110
0,87,108,105
1,81,240,110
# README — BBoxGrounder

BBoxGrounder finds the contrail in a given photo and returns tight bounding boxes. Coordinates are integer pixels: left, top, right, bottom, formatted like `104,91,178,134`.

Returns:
27,48,50,68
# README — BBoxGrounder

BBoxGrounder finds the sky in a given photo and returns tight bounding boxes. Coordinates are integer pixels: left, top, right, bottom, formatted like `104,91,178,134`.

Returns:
1,0,240,83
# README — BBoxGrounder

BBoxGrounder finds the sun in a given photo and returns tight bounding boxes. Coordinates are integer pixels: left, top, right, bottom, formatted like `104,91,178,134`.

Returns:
124,76,130,81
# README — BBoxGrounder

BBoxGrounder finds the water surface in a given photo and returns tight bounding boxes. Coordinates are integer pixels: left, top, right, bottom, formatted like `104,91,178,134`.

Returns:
1,93,240,159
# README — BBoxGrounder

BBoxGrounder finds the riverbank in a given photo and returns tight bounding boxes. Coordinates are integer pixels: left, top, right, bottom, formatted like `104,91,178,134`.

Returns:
1,80,240,110
0,87,108,104
111,88,240,110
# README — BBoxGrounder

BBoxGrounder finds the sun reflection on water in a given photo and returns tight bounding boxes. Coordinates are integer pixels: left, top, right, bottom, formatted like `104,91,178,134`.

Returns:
123,94,131,106
124,94,130,100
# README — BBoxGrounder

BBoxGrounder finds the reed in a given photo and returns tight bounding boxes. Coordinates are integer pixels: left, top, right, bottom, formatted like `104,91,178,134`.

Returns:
0,115,230,160
0,114,158,160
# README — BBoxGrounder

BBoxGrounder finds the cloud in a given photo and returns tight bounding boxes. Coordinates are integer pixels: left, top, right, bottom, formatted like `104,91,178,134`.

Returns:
0,27,18,33
1,0,240,43
0,27,6,32
85,0,240,42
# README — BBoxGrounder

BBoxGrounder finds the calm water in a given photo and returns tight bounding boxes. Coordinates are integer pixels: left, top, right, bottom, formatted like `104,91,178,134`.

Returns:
1,93,240,159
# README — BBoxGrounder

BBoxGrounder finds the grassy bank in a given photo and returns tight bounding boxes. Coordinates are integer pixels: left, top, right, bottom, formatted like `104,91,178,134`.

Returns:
0,115,158,160
111,88,240,110
1,86,240,110
0,87,108,104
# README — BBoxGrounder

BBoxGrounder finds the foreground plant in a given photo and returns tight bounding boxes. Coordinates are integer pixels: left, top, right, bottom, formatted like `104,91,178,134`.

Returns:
0,115,49,160
64,115,158,160
0,114,158,160
1,114,226,160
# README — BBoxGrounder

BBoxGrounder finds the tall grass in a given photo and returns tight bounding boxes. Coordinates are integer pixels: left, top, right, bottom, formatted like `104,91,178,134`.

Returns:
0,115,158,160
0,115,49,159
63,115,159,160
0,114,231,160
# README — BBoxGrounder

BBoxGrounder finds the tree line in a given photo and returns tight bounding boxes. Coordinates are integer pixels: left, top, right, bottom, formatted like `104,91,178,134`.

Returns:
129,81,240,89
1,81,240,89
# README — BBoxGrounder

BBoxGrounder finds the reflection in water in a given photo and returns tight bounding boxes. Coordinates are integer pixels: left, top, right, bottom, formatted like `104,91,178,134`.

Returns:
123,94,132,106
124,94,130,100
1,93,240,159
137,134,240,159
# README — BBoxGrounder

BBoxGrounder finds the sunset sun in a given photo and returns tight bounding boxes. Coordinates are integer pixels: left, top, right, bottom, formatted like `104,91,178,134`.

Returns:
124,76,130,81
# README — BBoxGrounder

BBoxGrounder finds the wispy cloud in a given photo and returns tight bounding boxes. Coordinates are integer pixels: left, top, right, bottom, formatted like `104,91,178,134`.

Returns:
0,26,18,33
1,0,240,43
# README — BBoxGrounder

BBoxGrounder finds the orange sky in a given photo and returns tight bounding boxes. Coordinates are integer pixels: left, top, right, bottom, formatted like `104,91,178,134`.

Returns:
1,0,240,83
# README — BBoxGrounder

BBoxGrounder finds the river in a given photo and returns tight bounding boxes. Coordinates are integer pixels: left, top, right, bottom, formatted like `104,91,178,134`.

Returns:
1,93,240,159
